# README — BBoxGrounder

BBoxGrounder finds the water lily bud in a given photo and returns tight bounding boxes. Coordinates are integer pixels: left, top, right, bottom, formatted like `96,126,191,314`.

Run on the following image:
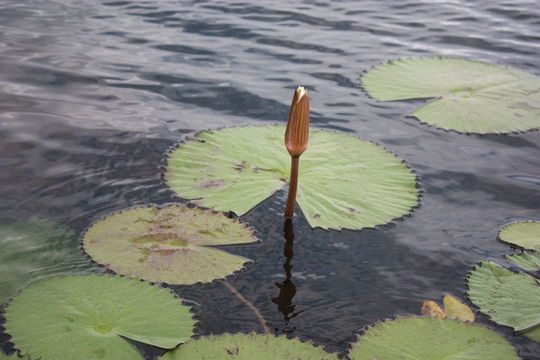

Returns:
285,86,310,157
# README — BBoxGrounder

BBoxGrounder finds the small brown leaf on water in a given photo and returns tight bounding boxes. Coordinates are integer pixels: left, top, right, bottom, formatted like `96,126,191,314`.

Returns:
421,300,447,319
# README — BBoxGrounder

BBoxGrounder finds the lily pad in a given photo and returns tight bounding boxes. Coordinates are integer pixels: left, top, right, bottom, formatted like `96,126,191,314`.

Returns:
506,252,540,272
83,204,257,284
164,126,419,230
467,261,540,331
159,332,339,360
0,353,30,360
523,326,540,342
0,219,95,304
4,275,195,360
499,221,540,251
349,317,519,360
361,57,540,134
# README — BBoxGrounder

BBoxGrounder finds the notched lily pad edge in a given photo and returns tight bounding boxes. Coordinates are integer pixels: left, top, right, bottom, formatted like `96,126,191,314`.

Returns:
160,124,423,231
161,331,337,358
359,56,540,136
346,314,517,357
79,203,260,287
497,219,540,250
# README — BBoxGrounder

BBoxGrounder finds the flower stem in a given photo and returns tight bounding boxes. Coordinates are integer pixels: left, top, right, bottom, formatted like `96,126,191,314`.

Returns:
284,155,300,218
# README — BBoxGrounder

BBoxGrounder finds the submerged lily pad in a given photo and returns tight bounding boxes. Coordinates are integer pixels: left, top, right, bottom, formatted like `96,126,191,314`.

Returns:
467,261,540,331
523,326,540,342
499,221,540,251
349,317,519,360
4,275,195,360
164,126,419,230
361,57,540,134
0,219,95,304
83,204,256,284
159,332,339,360
443,294,475,322
506,252,540,272
0,353,30,360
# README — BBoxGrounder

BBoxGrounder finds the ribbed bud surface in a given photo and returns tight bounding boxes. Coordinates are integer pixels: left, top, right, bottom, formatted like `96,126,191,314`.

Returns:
285,87,310,157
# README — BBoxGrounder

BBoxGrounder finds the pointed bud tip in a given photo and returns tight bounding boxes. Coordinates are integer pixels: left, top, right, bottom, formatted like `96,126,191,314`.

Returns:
295,86,307,101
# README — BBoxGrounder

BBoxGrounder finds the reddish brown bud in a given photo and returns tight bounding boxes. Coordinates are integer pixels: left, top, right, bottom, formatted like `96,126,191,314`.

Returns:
285,87,310,157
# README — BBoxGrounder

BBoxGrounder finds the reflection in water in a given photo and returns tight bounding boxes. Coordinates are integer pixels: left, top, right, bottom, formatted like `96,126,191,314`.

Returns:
272,219,302,329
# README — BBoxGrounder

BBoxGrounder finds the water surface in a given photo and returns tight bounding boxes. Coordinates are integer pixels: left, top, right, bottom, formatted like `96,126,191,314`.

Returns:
1,0,539,358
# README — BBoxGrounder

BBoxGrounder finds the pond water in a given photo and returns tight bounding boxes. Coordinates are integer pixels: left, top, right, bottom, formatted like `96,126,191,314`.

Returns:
1,0,539,358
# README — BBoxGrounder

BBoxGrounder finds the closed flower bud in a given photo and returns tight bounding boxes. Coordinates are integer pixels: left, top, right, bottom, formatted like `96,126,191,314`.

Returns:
285,87,310,157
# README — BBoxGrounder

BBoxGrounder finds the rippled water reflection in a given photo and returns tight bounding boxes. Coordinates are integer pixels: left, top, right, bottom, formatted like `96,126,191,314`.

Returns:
1,0,539,358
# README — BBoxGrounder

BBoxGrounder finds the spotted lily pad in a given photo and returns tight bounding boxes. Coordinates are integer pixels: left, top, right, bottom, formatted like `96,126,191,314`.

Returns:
349,317,519,360
4,275,195,360
506,252,540,272
159,332,339,360
83,204,256,284
0,219,95,304
467,261,540,331
499,221,540,251
361,58,540,134
164,126,419,230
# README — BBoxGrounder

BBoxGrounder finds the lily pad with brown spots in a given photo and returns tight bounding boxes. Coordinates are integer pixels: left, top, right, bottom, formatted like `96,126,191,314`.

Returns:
83,204,257,285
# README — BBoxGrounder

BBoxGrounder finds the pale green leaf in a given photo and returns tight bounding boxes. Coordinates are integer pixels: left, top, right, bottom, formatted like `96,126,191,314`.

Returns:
349,317,519,360
467,261,540,331
83,204,257,284
499,221,540,251
160,332,339,360
522,325,540,342
4,275,195,360
361,57,540,134
0,219,96,304
164,126,419,230
506,252,540,272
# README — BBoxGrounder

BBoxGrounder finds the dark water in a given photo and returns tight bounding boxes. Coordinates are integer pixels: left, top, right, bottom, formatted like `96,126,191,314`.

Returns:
1,0,539,358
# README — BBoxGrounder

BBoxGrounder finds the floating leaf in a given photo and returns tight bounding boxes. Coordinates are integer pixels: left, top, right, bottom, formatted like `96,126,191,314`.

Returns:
164,126,419,230
420,300,446,319
506,252,540,272
4,275,195,360
443,294,475,322
0,219,95,304
349,317,519,360
83,204,256,284
499,221,540,251
361,58,540,134
467,261,540,331
523,326,540,342
0,353,30,360
159,332,339,360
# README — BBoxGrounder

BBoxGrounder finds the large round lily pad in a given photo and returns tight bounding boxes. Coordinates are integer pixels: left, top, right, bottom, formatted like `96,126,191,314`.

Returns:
349,317,519,360
159,332,339,360
361,57,540,134
164,126,419,230
467,261,540,331
4,275,195,360
499,221,540,251
0,219,95,304
83,204,257,284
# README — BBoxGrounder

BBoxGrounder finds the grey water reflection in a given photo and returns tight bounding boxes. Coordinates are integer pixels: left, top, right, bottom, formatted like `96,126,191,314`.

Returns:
0,0,539,358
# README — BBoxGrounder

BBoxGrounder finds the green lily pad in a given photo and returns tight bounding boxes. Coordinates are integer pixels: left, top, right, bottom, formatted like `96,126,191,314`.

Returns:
164,126,419,230
506,252,540,272
349,317,519,360
159,332,339,360
4,274,195,360
361,57,540,134
0,219,95,304
523,326,540,342
0,353,30,360
83,204,257,284
499,221,540,251
467,261,540,331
